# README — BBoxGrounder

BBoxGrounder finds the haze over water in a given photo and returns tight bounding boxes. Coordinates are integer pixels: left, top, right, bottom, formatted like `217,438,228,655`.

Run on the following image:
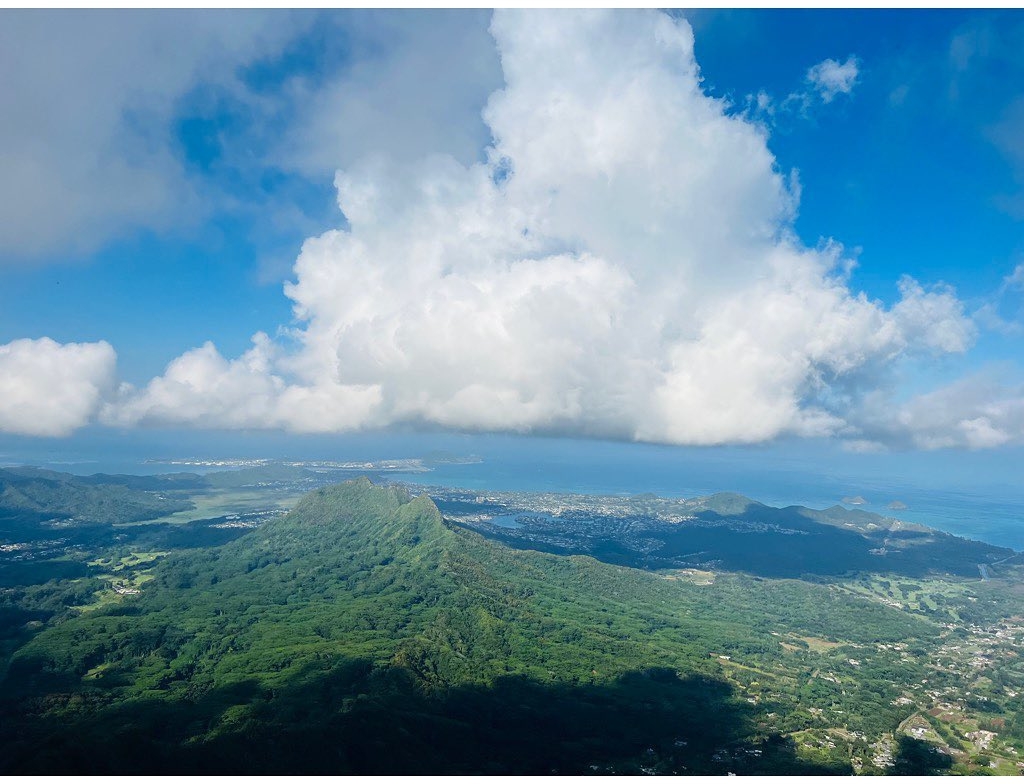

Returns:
2,429,1022,551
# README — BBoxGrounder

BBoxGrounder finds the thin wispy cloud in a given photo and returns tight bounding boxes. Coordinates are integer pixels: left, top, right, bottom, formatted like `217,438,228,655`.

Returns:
742,55,860,126
806,56,860,103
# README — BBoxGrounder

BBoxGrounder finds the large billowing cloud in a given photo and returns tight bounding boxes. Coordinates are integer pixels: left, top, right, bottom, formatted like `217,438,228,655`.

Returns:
110,9,984,447
0,338,116,437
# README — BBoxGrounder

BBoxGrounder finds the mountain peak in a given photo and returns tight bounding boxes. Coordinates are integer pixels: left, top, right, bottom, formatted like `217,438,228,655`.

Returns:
252,478,448,561
692,492,763,515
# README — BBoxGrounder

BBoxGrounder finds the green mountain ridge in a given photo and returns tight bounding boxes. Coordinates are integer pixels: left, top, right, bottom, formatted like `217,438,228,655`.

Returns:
1,478,1020,774
0,467,193,527
689,491,768,515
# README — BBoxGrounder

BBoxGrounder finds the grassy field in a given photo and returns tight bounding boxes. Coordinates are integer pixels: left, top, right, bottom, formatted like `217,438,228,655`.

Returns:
88,551,169,571
74,551,169,612
118,488,302,527
838,574,981,620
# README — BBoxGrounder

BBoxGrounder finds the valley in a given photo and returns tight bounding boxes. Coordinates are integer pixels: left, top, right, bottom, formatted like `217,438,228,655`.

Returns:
1,466,1023,774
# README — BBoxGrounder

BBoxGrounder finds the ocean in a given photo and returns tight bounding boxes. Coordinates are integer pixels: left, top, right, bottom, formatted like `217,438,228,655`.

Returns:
2,428,1022,551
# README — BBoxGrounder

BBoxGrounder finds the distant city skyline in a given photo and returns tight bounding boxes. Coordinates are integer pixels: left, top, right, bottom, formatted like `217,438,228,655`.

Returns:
2,9,1024,455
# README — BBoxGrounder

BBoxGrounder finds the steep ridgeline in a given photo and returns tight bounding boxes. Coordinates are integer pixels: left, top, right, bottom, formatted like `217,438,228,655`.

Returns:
0,480,972,774
446,489,1014,579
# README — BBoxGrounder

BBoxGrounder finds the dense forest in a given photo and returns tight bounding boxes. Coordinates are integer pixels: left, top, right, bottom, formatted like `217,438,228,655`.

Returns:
1,478,1022,774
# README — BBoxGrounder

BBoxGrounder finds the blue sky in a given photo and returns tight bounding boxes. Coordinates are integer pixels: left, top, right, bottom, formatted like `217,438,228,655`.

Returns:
2,9,1024,458
688,10,1024,305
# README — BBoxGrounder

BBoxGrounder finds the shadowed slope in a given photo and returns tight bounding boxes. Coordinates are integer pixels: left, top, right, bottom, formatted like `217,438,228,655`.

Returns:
0,479,927,773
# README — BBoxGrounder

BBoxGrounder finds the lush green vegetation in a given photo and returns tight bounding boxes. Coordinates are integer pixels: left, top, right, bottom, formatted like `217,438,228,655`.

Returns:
0,467,194,527
0,478,1022,774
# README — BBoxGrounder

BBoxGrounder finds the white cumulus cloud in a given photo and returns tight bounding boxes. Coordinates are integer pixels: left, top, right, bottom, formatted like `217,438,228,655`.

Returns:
104,334,381,433
0,338,117,437
114,10,978,447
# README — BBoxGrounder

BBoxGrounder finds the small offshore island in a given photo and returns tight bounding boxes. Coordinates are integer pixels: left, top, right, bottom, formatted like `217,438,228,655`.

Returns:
1,462,1024,774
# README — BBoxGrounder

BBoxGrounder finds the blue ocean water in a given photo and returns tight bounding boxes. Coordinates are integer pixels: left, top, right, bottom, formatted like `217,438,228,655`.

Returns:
2,428,1022,550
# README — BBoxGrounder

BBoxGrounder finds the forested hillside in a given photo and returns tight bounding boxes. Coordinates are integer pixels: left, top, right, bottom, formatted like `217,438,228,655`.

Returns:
0,467,193,528
0,479,1019,774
